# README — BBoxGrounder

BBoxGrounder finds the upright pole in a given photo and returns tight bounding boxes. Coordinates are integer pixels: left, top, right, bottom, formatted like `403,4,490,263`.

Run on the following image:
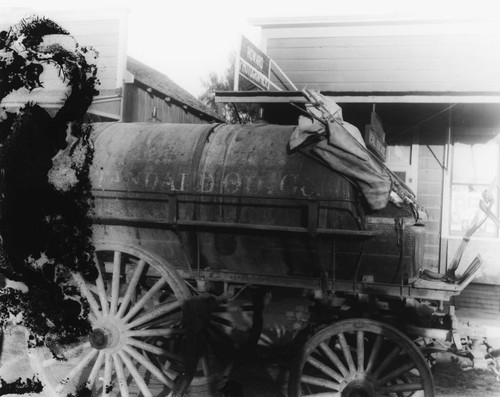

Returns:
233,36,241,91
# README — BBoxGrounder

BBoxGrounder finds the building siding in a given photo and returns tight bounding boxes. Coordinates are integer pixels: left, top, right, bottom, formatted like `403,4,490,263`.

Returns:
455,283,500,314
261,19,500,93
0,8,126,118
123,84,211,124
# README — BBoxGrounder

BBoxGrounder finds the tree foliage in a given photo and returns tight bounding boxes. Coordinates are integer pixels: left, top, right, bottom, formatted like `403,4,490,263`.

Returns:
199,52,260,124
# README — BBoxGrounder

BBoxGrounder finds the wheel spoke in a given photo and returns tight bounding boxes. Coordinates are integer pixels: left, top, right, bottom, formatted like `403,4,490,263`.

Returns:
126,300,181,329
127,328,184,338
199,354,211,378
102,352,113,397
390,378,406,397
377,361,416,385
259,332,274,346
42,342,91,368
123,345,173,387
289,319,434,397
55,348,98,393
208,321,234,344
356,330,364,372
338,333,356,374
73,273,101,318
42,357,58,369
301,374,341,390
38,246,193,397
379,381,424,393
117,259,146,318
127,337,183,362
365,334,383,374
112,352,130,397
122,277,167,322
319,342,349,377
95,260,109,316
118,350,153,397
306,356,343,383
210,314,233,328
110,251,122,315
86,350,105,389
373,345,402,379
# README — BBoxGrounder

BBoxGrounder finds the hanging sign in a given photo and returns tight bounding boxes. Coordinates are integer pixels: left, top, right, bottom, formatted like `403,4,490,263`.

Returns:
238,36,271,90
364,112,387,161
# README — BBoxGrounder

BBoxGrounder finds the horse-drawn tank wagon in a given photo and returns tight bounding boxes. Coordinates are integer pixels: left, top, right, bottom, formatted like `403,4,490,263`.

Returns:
30,97,498,397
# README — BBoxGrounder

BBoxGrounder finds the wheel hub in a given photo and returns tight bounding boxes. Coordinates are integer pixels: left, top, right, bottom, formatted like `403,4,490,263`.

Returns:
342,378,375,397
89,328,111,350
88,318,124,351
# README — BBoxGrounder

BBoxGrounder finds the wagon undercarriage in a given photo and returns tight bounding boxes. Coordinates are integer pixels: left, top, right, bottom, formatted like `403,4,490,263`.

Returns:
29,195,496,397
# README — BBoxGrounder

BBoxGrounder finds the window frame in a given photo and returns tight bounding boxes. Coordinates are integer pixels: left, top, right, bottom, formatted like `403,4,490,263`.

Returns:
443,131,500,241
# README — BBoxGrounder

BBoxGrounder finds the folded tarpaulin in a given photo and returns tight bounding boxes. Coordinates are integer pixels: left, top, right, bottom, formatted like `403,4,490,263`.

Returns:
290,115,392,211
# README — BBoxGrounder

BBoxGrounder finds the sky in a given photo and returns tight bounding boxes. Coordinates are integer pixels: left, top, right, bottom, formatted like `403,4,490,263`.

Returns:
1,0,498,97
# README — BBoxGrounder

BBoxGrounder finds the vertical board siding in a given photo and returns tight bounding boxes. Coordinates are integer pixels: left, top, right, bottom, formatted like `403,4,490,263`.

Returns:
123,85,208,124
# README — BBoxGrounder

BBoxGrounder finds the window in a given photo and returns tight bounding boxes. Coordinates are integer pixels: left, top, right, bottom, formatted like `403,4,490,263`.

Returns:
450,137,499,237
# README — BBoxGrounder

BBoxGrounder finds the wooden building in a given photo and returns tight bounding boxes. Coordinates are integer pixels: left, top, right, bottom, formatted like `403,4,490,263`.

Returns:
122,57,219,123
219,15,500,313
0,8,219,124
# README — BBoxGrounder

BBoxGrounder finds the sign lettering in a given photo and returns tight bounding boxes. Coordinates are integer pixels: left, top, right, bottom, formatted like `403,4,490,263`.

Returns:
239,36,271,91
364,112,387,161
96,169,317,198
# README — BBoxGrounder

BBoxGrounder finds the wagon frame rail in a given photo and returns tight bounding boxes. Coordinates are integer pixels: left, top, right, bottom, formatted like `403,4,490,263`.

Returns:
92,188,466,302
92,189,374,238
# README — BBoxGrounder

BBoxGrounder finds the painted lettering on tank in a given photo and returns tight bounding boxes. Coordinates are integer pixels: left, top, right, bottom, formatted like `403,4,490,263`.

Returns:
244,175,257,194
177,173,187,191
97,169,318,197
200,173,215,193
223,172,242,194
281,173,319,197
300,185,319,197
145,172,159,189
279,174,298,195
257,178,265,194
111,170,121,184
244,175,268,195
162,172,186,192
130,170,141,186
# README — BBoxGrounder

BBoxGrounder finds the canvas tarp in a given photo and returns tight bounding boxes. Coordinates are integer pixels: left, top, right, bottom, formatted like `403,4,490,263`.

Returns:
289,95,392,211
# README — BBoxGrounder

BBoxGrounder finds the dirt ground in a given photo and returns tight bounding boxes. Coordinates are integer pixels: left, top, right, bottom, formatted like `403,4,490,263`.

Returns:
222,294,500,397
223,345,500,397
432,362,500,397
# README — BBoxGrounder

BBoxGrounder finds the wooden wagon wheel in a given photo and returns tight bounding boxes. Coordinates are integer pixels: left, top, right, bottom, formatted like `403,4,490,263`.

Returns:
289,318,435,397
30,241,191,397
182,285,269,387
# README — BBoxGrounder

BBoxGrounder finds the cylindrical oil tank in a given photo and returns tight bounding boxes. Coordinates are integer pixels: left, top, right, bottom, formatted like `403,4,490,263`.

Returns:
91,122,422,283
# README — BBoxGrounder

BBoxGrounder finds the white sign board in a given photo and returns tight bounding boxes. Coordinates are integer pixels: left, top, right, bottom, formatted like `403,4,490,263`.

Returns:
238,36,271,90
